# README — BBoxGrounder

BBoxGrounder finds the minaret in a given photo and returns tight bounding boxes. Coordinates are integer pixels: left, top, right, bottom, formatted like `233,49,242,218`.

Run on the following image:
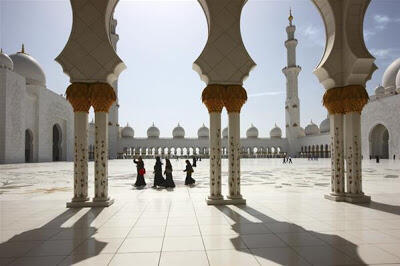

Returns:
108,17,120,159
282,9,301,155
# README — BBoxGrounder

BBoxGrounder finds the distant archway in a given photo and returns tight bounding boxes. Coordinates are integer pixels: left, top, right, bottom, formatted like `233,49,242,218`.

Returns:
369,124,389,159
25,129,33,163
52,124,62,161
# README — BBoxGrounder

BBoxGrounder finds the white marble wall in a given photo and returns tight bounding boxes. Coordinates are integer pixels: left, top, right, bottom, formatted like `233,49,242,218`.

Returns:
361,94,400,159
0,69,74,164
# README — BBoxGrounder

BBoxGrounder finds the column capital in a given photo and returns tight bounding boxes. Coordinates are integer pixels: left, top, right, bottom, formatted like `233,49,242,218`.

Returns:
223,85,247,113
323,85,369,114
202,85,224,113
312,0,377,90
66,83,91,112
91,83,117,112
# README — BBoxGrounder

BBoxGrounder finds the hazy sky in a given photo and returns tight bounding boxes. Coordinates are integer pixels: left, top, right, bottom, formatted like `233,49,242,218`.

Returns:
1,0,399,138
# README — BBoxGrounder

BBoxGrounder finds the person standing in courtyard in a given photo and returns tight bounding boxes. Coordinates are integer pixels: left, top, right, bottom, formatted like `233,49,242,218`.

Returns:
192,156,197,167
153,156,165,188
133,156,146,187
163,158,175,188
184,159,195,185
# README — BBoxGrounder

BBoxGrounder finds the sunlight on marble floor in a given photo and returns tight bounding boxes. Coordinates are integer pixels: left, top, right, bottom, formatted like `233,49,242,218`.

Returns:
1,159,400,265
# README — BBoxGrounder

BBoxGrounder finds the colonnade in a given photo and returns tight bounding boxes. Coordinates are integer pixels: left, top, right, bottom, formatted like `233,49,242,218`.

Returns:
66,83,116,207
56,0,126,207
202,85,247,204
313,0,376,203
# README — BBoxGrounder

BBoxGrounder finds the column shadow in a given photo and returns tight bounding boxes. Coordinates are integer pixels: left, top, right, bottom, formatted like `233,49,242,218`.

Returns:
355,201,400,216
0,207,107,265
215,205,366,265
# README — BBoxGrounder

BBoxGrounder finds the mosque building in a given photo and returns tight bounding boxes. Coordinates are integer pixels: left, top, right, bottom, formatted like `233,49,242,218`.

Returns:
0,14,399,164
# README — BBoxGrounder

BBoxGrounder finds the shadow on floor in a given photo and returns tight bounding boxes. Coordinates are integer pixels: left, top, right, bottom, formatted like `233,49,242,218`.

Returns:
215,205,366,265
0,207,106,265
355,200,400,216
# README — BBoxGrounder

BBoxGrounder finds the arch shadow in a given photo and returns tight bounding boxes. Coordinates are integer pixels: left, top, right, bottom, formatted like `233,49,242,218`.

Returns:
0,208,107,265
214,205,366,265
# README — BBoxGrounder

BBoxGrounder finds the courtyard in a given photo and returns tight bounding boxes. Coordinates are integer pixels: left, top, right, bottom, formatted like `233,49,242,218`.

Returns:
0,159,399,265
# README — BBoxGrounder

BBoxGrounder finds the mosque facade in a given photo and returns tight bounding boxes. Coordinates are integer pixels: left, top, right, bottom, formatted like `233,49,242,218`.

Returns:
0,46,74,164
1,17,399,164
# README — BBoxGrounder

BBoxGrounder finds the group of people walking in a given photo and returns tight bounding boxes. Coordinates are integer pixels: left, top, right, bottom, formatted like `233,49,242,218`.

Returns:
133,156,196,188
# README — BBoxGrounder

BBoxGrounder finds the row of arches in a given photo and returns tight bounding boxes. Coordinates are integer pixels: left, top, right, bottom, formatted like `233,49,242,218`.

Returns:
300,144,330,158
121,146,285,159
24,124,62,163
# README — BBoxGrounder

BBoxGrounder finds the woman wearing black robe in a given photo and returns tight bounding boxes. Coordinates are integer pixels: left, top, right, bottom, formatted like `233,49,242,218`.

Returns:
133,156,146,187
153,156,165,188
184,160,195,185
163,158,175,188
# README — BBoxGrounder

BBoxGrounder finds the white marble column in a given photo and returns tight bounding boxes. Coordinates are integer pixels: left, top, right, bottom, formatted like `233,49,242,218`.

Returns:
72,112,89,202
227,112,243,201
344,112,370,203
93,112,113,205
325,113,346,201
208,112,223,201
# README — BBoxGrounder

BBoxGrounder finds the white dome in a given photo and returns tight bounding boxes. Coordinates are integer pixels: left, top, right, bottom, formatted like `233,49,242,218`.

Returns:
172,123,185,138
0,49,13,70
147,123,160,138
222,127,228,138
375,85,385,96
382,58,400,90
197,124,209,138
319,118,330,134
270,124,282,138
9,46,46,86
305,120,320,136
299,127,306,137
246,124,258,138
396,70,400,89
121,123,134,138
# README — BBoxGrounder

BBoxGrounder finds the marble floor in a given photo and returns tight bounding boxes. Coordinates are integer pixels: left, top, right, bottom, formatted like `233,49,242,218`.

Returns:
0,158,400,265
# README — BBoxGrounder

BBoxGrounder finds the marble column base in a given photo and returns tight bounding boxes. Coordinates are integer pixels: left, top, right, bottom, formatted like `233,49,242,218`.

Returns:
325,193,371,203
345,194,371,203
324,193,346,202
67,198,114,208
206,197,246,205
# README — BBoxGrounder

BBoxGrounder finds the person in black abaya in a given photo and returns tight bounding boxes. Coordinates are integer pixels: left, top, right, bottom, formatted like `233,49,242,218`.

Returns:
153,156,165,188
133,156,146,187
163,158,175,188
192,157,197,167
184,159,195,185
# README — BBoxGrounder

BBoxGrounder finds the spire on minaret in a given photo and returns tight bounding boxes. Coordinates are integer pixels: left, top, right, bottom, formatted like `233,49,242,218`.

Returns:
21,44,25,53
288,8,293,26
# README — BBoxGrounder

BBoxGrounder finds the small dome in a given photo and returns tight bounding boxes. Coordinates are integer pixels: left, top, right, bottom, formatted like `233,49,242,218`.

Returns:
246,124,258,138
270,123,282,138
375,85,385,96
147,123,160,138
319,118,330,134
121,123,134,138
0,49,13,70
382,58,400,90
299,127,306,137
305,120,320,136
9,45,46,86
222,127,228,138
197,123,209,138
172,123,185,138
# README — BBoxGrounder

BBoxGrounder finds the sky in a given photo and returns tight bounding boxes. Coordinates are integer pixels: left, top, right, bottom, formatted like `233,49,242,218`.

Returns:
1,0,399,138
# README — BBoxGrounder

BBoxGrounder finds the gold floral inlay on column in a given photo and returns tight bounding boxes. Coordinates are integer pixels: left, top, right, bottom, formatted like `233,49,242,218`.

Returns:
91,83,117,112
323,85,369,114
66,83,91,112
